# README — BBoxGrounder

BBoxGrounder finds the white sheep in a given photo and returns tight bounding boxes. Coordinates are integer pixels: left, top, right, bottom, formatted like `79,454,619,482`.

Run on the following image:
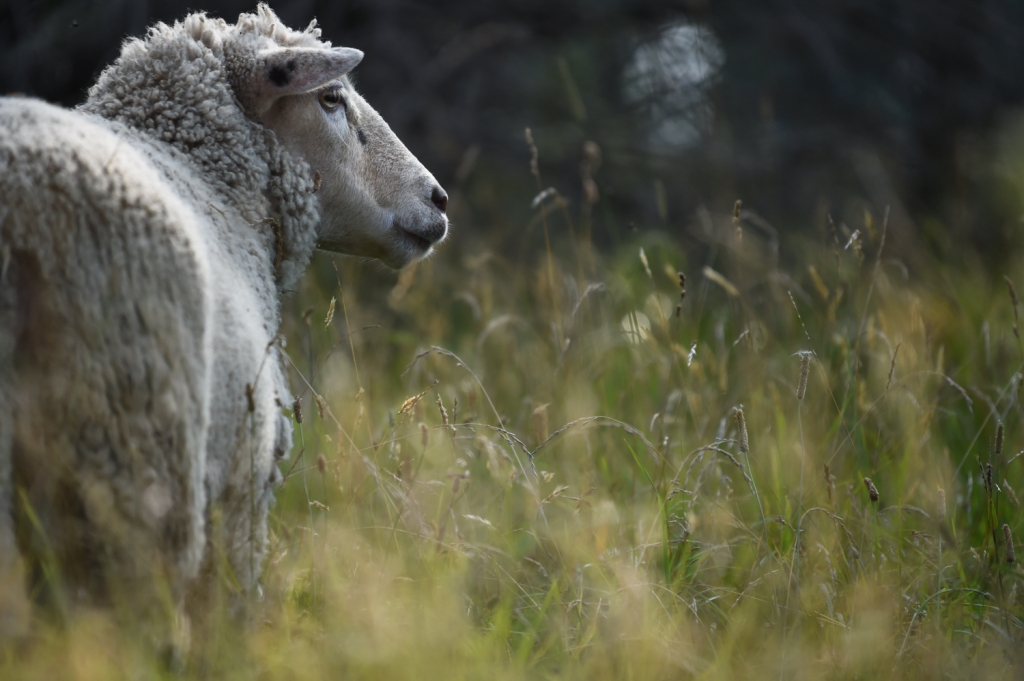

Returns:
0,4,448,633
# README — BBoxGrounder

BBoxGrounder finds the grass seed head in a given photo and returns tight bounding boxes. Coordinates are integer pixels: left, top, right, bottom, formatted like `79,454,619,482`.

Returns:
735,406,749,454
864,477,879,503
797,354,811,400
1005,524,1016,564
526,128,539,180
996,422,1005,458
293,396,303,424
938,487,947,517
437,395,450,428
398,381,439,417
737,405,753,454
325,296,336,327
316,454,327,475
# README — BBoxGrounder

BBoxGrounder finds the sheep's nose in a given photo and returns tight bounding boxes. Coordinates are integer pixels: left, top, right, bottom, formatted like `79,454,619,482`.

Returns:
431,185,448,214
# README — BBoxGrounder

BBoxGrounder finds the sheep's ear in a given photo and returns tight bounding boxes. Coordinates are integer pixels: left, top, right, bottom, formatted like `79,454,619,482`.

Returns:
256,46,363,97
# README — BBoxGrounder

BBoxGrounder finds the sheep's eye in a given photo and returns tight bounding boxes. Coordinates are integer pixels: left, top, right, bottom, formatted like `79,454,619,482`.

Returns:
320,88,345,112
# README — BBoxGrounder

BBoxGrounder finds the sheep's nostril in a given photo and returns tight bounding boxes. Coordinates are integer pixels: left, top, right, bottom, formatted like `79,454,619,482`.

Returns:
431,185,448,214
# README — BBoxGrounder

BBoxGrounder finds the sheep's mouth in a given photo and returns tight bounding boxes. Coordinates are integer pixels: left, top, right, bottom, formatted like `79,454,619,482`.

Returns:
388,217,447,267
396,227,433,253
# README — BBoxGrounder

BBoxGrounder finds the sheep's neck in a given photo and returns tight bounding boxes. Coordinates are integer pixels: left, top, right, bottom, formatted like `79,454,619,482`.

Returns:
77,34,320,293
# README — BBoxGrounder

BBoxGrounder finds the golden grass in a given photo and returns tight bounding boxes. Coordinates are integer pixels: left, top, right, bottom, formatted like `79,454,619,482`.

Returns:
6,162,1024,679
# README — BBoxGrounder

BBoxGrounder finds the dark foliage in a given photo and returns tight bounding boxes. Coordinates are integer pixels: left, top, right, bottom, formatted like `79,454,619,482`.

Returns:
4,0,1024,263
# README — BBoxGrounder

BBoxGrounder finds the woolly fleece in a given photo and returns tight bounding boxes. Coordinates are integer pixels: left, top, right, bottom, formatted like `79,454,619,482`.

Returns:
0,5,352,629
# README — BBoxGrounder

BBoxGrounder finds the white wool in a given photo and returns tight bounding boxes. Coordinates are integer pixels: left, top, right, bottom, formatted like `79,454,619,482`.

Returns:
0,4,354,632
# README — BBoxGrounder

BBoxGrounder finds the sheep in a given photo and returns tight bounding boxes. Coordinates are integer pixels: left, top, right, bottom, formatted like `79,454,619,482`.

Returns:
0,4,448,634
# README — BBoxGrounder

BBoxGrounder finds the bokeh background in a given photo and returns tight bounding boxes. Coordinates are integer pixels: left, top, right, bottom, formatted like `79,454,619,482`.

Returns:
7,0,1024,267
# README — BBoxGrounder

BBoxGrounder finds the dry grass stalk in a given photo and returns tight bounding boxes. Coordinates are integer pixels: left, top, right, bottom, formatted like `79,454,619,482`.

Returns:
1004,481,1020,508
788,290,814,347
733,199,742,243
1005,524,1016,564
1006,276,1020,342
885,341,901,393
704,266,739,297
823,464,835,505
639,248,652,278
808,265,829,301
581,141,601,207
845,228,863,263
541,485,570,506
675,271,686,317
249,216,284,271
864,477,879,503
533,403,549,444
525,128,539,181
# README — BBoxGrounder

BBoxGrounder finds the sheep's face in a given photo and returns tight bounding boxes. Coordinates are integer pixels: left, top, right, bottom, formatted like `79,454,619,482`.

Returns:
249,47,448,269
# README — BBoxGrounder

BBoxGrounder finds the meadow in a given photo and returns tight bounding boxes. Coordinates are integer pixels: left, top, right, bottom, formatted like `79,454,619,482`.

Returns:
6,139,1024,680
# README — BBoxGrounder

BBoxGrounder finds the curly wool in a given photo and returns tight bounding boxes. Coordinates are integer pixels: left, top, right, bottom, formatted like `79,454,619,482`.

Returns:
80,7,325,291
0,5,354,633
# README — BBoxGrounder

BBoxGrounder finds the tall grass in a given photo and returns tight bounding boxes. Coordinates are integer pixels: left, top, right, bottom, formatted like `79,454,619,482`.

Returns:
6,142,1024,680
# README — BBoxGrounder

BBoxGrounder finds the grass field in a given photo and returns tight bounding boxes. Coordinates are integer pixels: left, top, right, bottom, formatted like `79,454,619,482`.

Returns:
6,150,1024,679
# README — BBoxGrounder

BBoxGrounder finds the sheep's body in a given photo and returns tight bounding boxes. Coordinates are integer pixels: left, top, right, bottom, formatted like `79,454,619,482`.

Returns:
0,4,450,631
0,101,215,605
0,94,293,619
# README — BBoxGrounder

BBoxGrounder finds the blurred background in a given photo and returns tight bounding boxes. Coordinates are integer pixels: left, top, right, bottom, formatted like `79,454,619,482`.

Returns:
6,0,1024,271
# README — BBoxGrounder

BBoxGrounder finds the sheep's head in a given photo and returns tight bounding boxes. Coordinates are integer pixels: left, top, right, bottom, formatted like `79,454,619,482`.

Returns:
228,6,448,269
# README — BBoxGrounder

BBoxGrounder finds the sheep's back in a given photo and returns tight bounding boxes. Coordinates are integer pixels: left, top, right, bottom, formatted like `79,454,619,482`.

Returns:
0,96,213,606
